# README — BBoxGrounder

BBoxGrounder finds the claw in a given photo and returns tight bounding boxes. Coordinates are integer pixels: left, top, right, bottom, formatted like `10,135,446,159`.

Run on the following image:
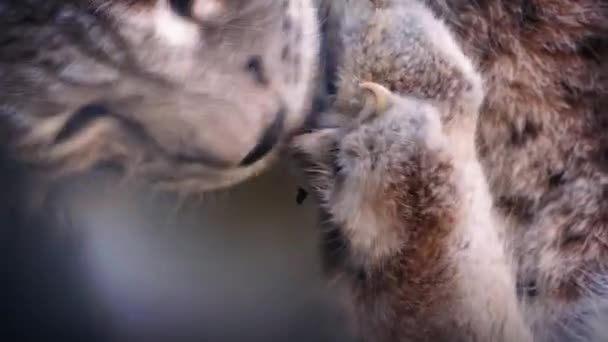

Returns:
359,82,391,114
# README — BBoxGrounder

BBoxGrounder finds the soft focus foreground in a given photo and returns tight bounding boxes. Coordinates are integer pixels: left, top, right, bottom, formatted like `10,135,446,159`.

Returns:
2,161,357,342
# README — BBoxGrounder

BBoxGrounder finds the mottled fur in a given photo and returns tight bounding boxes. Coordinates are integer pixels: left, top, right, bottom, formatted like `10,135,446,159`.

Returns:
3,0,608,341
0,0,319,193
294,0,608,341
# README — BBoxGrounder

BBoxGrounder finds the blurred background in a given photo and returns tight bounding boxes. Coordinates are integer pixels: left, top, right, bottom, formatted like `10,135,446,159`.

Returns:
1,157,359,342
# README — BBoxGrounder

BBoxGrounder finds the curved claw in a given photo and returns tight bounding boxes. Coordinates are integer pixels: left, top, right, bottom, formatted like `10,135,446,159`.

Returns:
359,82,391,114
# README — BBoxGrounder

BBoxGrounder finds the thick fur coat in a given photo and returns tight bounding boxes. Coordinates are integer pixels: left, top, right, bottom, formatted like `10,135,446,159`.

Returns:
1,0,608,341
293,0,608,341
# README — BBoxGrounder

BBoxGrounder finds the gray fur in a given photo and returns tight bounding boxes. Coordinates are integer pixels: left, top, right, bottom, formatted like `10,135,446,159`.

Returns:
0,0,319,193
294,0,608,341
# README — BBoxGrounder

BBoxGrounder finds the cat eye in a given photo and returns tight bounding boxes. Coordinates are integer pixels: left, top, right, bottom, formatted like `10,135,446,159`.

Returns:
54,104,110,144
169,0,226,24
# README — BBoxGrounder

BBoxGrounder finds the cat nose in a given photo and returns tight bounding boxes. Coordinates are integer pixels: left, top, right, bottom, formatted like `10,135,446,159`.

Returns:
239,107,286,166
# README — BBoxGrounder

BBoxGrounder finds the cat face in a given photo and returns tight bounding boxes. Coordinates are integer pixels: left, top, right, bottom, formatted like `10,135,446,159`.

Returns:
1,0,320,192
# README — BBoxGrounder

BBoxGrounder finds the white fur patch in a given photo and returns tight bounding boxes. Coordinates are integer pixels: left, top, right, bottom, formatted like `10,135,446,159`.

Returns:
153,2,200,47
331,175,403,265
104,0,202,49
192,0,224,21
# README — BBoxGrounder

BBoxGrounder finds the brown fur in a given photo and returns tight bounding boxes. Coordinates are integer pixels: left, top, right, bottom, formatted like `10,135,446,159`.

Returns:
293,0,608,341
2,0,608,340
426,0,608,338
